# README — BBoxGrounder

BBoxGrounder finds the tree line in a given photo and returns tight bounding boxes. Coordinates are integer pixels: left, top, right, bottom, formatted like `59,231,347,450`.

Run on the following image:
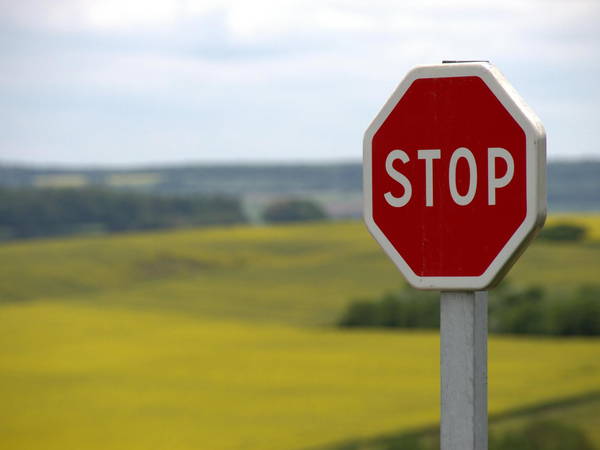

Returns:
0,187,247,240
0,187,330,240
2,160,599,213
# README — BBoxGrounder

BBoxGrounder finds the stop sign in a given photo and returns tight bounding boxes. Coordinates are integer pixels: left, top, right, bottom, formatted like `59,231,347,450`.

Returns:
364,62,546,290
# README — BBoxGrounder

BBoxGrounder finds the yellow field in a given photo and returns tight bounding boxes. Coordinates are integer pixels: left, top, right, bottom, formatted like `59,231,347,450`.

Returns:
1,301,599,450
1,217,600,326
546,213,600,241
107,173,162,187
33,174,89,188
1,215,600,449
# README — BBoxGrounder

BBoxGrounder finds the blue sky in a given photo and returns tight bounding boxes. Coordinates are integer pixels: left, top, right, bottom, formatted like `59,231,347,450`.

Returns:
1,0,599,166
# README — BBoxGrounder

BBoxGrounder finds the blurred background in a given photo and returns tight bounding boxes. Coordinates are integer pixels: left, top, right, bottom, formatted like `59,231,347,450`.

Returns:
1,1,599,449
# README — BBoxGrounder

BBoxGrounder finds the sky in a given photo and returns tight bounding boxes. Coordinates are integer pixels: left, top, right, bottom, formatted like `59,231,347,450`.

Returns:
1,0,599,166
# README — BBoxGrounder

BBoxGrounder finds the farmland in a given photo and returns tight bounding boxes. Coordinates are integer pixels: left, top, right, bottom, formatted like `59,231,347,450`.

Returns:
2,220,600,325
1,217,600,449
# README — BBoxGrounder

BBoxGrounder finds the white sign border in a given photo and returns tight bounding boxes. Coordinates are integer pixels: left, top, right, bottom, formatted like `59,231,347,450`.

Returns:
363,62,546,291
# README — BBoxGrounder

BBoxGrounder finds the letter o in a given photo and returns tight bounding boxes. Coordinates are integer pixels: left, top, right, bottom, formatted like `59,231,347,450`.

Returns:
449,147,477,206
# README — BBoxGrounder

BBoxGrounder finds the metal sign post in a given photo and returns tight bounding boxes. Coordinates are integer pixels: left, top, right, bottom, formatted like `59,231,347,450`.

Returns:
441,291,488,450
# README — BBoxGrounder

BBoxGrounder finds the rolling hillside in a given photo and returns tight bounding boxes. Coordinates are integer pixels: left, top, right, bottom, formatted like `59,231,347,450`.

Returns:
2,219,600,325
1,218,600,449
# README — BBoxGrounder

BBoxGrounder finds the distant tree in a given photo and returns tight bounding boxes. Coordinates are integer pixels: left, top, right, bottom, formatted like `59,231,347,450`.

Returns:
338,289,438,329
262,198,326,223
0,187,247,240
489,285,548,335
338,300,378,327
548,285,600,336
538,223,586,242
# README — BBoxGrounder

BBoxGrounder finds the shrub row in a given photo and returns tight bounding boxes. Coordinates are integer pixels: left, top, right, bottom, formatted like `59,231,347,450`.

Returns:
262,199,327,223
0,188,330,240
538,223,587,241
338,284,600,336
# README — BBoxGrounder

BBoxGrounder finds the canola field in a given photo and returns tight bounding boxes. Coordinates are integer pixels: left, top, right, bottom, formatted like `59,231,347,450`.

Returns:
2,219,600,326
547,213,600,241
1,216,600,449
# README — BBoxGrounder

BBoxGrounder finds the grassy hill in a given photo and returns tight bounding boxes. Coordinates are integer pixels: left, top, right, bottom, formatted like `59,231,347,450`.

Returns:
1,217,600,449
2,217,600,325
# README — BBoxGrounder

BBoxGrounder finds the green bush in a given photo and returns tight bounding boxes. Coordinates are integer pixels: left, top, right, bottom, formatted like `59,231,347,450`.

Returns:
262,199,326,223
338,290,438,329
489,285,548,334
538,223,586,242
548,285,600,336
338,301,379,327
339,284,600,336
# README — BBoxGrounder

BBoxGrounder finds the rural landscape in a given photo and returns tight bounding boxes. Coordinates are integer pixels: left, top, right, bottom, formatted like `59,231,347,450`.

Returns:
3,1,600,448
1,161,599,449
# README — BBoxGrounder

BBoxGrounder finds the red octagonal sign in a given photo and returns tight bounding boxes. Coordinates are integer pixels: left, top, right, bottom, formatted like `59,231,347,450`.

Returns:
364,63,546,290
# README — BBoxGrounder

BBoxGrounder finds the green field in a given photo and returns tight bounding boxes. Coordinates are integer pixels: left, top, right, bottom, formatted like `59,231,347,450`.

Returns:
1,217,600,449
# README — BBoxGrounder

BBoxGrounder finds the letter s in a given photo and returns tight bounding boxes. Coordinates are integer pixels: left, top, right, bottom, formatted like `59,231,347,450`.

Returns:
385,150,412,207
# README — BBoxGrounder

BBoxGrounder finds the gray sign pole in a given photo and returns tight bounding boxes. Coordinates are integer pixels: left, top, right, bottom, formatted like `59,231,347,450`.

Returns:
440,291,488,450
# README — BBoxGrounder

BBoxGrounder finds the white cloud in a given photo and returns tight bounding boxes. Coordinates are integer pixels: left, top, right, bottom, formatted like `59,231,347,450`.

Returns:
85,0,181,29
